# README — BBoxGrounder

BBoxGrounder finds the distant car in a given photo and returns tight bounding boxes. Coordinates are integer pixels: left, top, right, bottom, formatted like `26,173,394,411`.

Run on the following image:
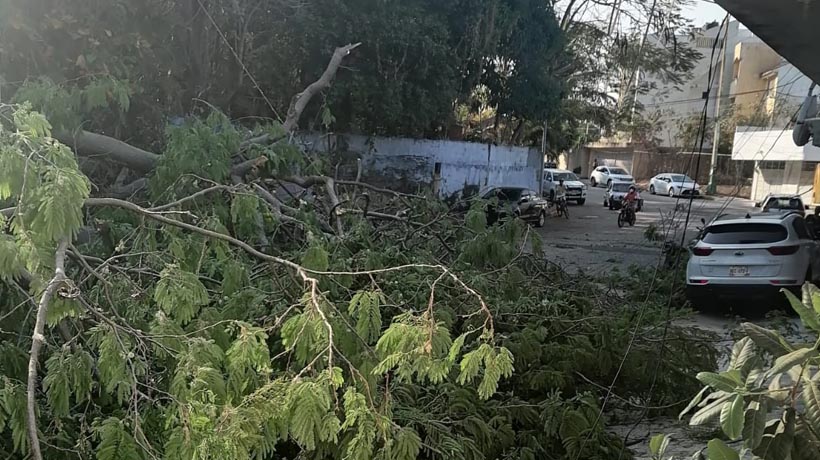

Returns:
603,181,643,211
543,168,587,205
649,173,700,197
686,212,820,308
756,193,808,216
480,186,549,227
590,166,633,188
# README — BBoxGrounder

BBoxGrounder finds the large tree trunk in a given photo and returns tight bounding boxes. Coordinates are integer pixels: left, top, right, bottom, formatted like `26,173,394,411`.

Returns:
55,130,160,173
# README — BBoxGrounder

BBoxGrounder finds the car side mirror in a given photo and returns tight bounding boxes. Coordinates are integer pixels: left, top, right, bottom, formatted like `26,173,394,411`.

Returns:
807,205,811,210
754,202,761,208
700,218,706,225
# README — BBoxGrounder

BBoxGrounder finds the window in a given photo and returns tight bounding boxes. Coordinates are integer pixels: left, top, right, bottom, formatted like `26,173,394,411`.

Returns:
669,174,694,182
702,223,788,244
793,219,812,240
764,197,803,211
553,172,579,181
596,167,606,173
611,183,632,192
609,167,629,175
695,37,717,49
803,162,819,172
759,161,786,170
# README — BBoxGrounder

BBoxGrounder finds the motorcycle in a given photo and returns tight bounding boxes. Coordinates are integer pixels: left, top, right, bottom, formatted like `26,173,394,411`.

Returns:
617,202,636,227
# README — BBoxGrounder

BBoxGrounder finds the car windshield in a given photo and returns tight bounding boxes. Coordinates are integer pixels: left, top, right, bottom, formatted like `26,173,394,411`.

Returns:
487,188,524,202
553,172,578,182
669,174,693,182
611,183,632,192
765,197,802,210
702,223,788,244
609,168,629,175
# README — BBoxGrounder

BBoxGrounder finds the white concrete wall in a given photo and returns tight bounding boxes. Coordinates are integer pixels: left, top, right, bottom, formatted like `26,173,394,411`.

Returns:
733,127,820,161
750,162,814,202
301,133,540,198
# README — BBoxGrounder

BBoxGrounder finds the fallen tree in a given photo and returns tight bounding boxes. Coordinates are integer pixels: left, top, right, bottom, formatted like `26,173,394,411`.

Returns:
0,50,716,460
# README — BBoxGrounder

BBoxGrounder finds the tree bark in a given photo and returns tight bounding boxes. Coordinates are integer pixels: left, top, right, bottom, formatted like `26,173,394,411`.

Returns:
54,130,160,173
26,239,69,460
283,43,361,133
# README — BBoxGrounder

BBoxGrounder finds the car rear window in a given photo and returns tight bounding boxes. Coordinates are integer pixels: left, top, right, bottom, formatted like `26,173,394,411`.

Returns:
702,223,788,244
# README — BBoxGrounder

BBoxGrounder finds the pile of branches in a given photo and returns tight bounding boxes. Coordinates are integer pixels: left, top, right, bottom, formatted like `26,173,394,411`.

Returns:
0,47,717,460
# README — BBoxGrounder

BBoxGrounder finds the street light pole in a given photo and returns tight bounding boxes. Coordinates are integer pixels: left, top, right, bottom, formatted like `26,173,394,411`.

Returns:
707,14,731,195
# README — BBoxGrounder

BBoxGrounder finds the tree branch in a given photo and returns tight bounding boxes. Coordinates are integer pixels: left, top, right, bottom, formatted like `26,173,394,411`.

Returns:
27,239,69,460
283,43,360,133
54,130,160,173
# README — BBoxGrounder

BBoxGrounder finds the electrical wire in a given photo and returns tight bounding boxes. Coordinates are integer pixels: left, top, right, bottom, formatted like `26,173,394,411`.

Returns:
614,15,730,456
573,16,730,460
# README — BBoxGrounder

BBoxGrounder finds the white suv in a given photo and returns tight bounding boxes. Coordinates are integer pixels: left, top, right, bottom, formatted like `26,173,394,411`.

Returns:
590,166,633,188
686,211,820,307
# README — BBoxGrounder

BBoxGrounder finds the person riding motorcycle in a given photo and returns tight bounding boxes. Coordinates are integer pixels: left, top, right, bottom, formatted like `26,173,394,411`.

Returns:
623,185,639,212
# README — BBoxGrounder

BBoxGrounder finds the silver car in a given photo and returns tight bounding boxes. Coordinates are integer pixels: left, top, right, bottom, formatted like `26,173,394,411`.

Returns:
542,168,587,205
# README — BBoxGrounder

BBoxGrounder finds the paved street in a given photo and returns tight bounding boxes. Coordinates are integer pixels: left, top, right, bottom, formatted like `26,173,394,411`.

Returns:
538,182,755,273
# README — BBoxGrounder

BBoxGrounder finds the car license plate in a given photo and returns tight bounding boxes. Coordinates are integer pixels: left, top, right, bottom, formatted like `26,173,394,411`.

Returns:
729,266,749,277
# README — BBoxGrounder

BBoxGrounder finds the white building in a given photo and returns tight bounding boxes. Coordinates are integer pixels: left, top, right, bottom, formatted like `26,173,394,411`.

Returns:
732,127,820,203
633,21,817,148
634,21,754,148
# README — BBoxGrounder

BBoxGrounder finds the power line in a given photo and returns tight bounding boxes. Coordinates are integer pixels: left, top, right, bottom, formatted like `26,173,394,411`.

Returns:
641,74,808,108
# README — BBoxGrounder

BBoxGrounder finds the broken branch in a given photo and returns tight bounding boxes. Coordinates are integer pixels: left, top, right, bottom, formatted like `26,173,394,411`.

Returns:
26,239,69,460
283,43,361,133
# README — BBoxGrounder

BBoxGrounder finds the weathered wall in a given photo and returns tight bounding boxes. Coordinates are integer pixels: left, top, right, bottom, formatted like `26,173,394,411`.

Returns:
301,134,540,198
751,162,815,202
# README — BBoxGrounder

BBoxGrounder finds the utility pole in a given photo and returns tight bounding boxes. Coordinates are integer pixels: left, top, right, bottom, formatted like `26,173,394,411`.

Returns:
539,120,547,196
707,14,731,195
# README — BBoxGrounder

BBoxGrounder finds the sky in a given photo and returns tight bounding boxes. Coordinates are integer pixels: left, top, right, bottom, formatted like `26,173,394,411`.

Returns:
683,0,728,27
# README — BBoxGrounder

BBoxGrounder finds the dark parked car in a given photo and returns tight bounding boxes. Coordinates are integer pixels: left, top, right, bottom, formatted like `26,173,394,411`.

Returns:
481,186,549,227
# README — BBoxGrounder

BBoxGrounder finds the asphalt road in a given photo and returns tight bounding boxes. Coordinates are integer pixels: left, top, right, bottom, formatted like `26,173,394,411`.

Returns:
538,182,755,273
545,184,808,459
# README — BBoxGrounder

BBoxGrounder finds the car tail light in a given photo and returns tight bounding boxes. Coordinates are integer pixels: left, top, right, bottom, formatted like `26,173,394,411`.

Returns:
692,247,713,256
767,245,799,255
771,280,798,285
689,279,709,284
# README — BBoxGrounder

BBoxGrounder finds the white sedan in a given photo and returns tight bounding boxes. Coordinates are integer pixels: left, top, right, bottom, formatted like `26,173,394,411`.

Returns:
649,173,700,197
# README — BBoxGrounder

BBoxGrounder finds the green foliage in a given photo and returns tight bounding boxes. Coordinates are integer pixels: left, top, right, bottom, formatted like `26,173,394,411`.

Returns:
0,106,717,460
12,77,131,132
154,264,210,324
348,290,384,344
151,112,240,197
42,347,94,417
93,417,143,460
0,104,90,252
681,283,820,460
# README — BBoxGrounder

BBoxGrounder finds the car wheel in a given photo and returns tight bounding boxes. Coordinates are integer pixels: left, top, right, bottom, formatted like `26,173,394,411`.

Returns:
590,177,597,187
649,184,655,195
535,211,546,228
577,199,585,206
668,187,675,197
